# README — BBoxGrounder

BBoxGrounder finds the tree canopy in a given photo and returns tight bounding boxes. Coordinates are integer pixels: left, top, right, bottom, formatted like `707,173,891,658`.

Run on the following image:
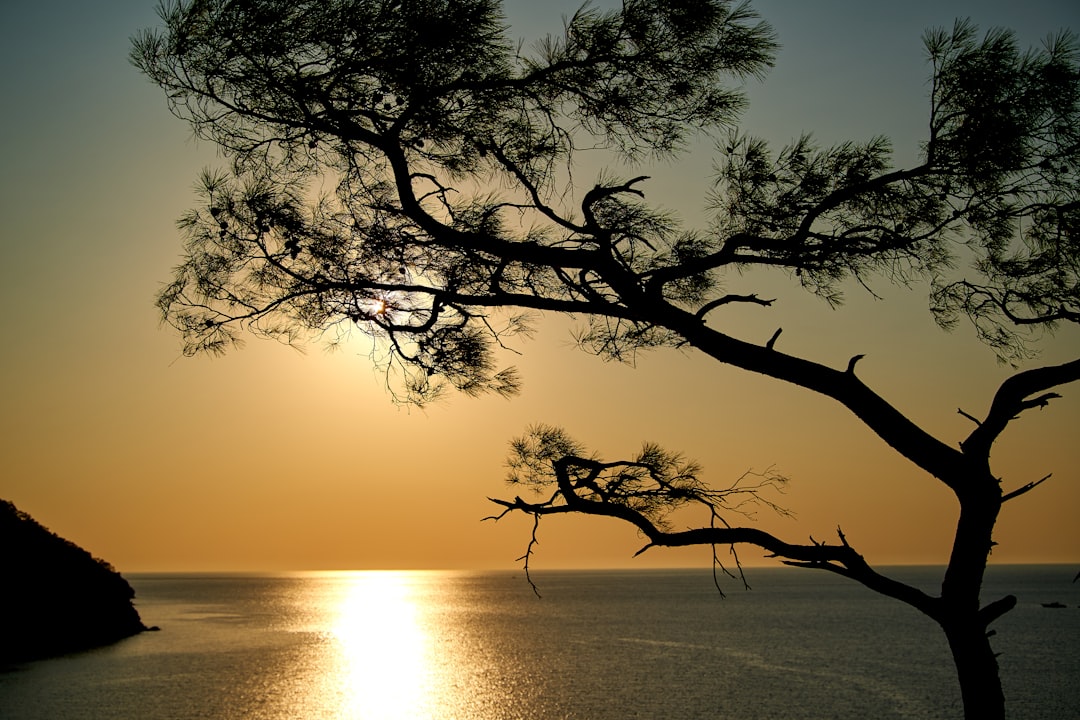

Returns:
134,1,1077,405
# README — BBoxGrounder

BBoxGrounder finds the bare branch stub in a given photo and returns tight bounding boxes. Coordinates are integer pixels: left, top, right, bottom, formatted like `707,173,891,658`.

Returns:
957,408,982,427
1001,473,1052,502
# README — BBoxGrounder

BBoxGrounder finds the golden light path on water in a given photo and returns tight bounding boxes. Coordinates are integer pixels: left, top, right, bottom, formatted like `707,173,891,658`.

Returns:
320,571,438,719
283,571,529,718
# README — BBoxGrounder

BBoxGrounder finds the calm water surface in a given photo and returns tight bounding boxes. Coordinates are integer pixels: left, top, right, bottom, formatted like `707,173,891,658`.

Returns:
1,566,1077,719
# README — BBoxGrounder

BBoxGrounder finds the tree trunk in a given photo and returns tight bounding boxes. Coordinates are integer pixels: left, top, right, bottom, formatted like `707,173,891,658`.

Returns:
942,617,1005,720
939,486,1005,719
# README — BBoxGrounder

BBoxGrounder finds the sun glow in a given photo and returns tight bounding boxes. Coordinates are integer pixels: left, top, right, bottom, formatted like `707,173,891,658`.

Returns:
325,572,437,719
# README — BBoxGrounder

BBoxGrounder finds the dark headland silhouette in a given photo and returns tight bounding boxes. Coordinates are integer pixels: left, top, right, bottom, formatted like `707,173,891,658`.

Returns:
0,499,153,663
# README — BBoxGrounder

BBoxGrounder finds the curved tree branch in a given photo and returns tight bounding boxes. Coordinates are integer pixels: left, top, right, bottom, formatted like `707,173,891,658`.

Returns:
963,358,1080,458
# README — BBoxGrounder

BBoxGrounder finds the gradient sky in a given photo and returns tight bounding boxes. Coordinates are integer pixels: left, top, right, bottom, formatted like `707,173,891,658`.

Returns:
1,0,1077,572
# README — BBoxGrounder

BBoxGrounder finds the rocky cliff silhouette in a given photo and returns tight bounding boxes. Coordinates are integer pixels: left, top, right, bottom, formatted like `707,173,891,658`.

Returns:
1,499,150,662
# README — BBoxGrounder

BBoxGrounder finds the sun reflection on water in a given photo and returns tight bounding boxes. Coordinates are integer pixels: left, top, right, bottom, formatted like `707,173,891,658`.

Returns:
320,571,437,719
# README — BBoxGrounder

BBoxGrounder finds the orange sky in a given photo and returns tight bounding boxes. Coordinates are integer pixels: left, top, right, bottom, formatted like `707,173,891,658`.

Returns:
1,0,1077,572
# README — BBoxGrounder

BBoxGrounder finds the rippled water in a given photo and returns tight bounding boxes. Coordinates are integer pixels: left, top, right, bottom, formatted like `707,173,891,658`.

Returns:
1,566,1076,719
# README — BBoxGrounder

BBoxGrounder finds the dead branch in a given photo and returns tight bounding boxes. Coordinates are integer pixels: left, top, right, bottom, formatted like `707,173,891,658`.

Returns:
957,408,982,426
1001,473,1052,502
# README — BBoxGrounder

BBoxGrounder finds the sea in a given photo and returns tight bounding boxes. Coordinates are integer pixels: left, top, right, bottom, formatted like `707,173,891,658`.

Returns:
0,566,1077,719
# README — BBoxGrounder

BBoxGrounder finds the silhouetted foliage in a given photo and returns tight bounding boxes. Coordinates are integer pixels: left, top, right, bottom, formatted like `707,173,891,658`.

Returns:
135,2,1079,717
0,499,148,662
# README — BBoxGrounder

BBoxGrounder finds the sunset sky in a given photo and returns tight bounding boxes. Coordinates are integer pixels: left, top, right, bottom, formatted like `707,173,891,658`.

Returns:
1,0,1077,573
